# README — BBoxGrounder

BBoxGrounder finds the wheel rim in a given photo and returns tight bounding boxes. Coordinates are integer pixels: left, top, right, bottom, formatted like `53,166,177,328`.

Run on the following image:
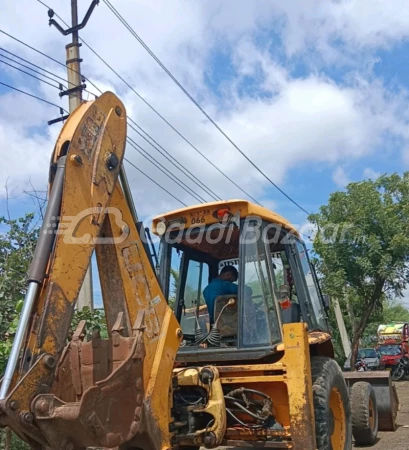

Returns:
330,387,346,450
368,398,375,430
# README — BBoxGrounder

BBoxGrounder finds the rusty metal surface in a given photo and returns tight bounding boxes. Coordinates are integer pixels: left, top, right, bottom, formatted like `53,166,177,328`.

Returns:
221,440,291,448
0,94,127,443
172,325,316,449
95,219,131,336
0,91,181,450
33,315,145,449
224,427,291,442
95,185,183,450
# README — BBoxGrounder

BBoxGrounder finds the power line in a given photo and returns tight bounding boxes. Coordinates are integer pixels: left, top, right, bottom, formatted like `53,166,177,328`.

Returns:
0,81,68,113
1,76,312,241
0,75,186,206
3,19,310,228
3,23,217,202
102,0,311,215
0,49,67,87
127,119,220,201
0,28,101,95
34,0,260,204
124,157,187,207
0,58,62,90
126,135,207,203
80,38,258,203
0,47,67,83
0,25,190,207
0,46,98,100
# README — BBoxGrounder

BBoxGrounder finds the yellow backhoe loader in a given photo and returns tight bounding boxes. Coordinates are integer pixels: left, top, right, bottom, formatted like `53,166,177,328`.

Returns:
0,92,398,450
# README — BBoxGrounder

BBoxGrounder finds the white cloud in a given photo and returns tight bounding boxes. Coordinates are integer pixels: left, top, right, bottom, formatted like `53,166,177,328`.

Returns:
2,0,409,221
363,167,381,180
332,167,350,187
270,1,409,63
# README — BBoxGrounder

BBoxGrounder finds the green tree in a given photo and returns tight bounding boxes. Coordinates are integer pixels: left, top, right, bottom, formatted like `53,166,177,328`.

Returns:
0,214,37,450
71,306,108,339
309,173,409,368
0,214,39,373
168,268,179,308
0,212,106,449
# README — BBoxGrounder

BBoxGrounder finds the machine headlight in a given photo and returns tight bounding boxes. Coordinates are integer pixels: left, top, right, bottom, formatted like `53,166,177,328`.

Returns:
156,221,167,236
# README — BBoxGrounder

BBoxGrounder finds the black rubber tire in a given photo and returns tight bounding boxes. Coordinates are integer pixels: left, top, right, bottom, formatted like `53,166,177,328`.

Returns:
391,367,404,381
311,356,352,450
350,382,378,446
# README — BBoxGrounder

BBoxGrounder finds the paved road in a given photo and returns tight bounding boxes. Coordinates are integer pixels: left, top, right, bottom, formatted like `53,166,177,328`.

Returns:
362,380,409,450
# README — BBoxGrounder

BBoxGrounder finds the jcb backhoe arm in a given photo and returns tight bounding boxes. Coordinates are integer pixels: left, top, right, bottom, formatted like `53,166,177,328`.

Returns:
0,92,182,450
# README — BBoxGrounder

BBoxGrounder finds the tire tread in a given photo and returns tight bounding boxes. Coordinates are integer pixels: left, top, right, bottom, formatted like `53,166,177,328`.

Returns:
311,356,352,450
351,382,378,446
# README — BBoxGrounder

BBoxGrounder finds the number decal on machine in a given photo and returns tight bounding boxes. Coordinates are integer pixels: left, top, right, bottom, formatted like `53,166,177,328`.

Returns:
189,208,211,225
191,217,206,224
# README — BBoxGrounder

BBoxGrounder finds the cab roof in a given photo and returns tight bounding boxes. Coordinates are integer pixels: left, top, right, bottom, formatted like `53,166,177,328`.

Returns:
151,199,300,238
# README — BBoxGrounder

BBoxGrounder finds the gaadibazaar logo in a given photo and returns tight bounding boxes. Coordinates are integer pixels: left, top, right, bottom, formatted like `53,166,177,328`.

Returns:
43,207,130,244
44,206,362,246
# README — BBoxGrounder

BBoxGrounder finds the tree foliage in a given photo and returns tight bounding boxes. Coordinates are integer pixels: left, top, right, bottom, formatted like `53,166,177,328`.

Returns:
0,213,106,449
71,306,108,340
0,214,38,373
310,172,409,368
0,214,38,450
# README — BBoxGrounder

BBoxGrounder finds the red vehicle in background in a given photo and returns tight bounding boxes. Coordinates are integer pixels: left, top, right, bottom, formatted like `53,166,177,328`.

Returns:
377,322,409,369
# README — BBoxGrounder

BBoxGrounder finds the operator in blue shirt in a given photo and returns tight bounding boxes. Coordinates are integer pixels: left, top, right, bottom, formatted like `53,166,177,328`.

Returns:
203,266,239,324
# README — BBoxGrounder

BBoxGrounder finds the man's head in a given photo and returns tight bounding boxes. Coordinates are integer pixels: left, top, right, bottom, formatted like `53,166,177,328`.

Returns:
219,265,238,282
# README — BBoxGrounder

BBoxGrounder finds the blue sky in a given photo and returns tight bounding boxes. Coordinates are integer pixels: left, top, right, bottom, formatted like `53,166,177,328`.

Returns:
1,0,409,307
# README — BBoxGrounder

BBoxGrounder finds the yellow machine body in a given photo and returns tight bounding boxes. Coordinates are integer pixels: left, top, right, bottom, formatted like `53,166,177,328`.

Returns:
0,92,396,450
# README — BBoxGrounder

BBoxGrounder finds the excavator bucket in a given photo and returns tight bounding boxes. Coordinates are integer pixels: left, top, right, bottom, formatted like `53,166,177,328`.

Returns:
343,371,399,431
0,92,182,450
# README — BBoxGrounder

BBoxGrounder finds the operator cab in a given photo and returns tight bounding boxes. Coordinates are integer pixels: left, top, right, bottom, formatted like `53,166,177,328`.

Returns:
152,200,329,362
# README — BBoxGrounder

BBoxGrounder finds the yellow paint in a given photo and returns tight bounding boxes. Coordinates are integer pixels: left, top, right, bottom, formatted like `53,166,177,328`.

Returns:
2,92,180,450
281,323,316,449
276,331,332,351
151,199,300,238
3,90,346,450
329,387,346,450
5,92,127,416
175,367,227,446
167,323,321,448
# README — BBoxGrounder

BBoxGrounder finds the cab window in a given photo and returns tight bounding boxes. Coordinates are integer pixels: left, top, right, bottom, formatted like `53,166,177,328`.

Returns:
294,240,327,331
240,221,282,347
179,259,209,335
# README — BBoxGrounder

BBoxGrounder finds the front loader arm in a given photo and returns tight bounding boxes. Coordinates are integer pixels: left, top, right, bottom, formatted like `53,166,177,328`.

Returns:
0,92,182,450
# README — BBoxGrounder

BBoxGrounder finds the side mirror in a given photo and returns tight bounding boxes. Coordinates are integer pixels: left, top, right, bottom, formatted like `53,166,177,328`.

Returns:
322,294,331,310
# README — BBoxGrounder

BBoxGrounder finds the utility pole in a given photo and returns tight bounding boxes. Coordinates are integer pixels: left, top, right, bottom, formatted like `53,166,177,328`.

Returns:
67,0,84,112
47,0,99,310
333,299,352,358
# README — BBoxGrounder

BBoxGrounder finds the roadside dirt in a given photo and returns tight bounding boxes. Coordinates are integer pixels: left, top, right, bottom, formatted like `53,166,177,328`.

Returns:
361,380,409,450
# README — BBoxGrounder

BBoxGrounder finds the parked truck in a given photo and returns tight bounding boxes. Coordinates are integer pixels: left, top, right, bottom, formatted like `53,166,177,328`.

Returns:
377,322,409,369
